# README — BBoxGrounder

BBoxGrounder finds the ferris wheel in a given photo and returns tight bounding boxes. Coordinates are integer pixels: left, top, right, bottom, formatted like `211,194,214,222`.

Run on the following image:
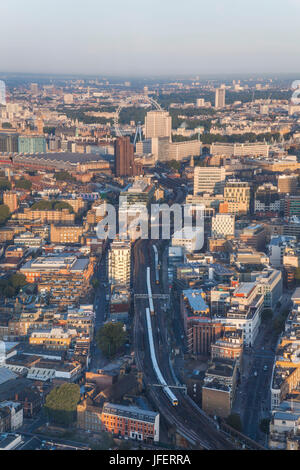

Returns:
113,94,162,139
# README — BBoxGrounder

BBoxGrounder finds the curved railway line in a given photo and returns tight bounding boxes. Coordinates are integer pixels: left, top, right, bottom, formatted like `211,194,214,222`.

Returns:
133,239,238,450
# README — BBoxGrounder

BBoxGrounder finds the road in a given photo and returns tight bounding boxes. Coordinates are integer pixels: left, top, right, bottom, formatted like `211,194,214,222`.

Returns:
236,292,292,444
89,248,110,372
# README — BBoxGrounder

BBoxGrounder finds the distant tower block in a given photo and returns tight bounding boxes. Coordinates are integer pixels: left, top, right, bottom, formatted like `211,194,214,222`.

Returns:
0,80,6,106
215,87,226,109
190,155,194,168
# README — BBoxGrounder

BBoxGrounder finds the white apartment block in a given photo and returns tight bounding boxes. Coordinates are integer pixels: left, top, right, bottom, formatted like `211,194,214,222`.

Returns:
108,239,131,287
168,140,202,161
193,166,226,195
210,142,269,158
223,282,264,346
145,110,172,140
136,137,201,162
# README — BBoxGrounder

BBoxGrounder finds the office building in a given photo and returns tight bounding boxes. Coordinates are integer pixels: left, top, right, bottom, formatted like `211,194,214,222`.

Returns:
169,139,202,161
224,180,251,215
193,166,226,195
180,289,222,356
278,175,298,194
284,197,300,218
240,224,266,251
211,214,235,238
210,142,269,158
145,110,172,140
215,87,226,109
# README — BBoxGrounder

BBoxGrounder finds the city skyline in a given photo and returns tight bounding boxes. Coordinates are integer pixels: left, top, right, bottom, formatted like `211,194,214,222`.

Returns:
1,0,300,76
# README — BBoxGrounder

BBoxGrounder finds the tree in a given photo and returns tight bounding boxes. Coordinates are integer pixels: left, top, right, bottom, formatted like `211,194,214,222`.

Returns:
54,171,76,182
52,201,73,212
44,383,80,427
260,418,270,434
43,126,56,135
96,322,127,358
119,440,132,450
31,200,53,211
91,278,100,289
0,204,10,225
295,268,300,285
166,160,181,171
10,273,27,290
1,122,12,129
226,413,242,432
0,179,11,191
15,178,32,190
0,273,27,299
90,432,115,450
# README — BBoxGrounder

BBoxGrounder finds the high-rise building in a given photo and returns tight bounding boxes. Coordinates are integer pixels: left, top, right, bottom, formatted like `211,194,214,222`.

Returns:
145,110,172,140
30,83,38,95
215,87,226,109
0,81,6,106
108,239,131,287
114,136,136,177
193,166,226,195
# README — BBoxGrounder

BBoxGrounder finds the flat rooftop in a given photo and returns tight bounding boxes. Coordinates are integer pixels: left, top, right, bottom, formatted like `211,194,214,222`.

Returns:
182,289,209,313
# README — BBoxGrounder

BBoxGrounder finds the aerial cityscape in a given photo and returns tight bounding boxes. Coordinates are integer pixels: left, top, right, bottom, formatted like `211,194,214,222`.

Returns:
1,0,300,458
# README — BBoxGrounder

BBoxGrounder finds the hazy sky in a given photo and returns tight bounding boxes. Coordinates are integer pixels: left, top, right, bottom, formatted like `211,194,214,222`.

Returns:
1,0,300,76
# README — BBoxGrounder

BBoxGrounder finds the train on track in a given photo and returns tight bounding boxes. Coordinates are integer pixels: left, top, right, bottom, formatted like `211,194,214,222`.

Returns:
145,266,178,406
145,307,178,406
146,266,155,315
152,245,160,285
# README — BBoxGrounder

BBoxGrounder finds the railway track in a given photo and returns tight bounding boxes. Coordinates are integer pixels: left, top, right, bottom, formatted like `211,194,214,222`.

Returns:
133,239,238,450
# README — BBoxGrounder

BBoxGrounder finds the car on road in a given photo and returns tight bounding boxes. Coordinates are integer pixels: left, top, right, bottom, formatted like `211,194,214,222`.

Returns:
263,365,268,371
254,371,258,377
